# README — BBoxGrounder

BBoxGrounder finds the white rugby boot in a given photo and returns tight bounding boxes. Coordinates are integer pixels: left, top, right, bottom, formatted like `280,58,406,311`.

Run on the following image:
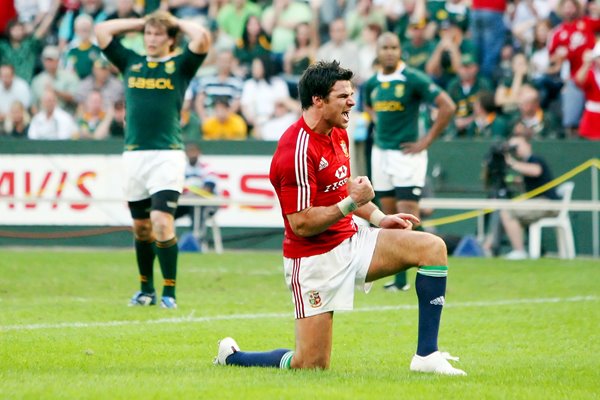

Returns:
213,337,240,366
410,351,467,376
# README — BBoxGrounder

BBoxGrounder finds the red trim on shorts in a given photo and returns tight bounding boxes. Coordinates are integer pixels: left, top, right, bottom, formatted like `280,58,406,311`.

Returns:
292,259,304,318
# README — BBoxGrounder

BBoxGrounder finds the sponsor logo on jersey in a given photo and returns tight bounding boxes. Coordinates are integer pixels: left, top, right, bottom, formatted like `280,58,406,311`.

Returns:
373,100,405,112
130,63,143,72
308,290,322,308
165,61,175,74
339,140,349,158
334,165,348,179
127,77,175,90
319,157,329,171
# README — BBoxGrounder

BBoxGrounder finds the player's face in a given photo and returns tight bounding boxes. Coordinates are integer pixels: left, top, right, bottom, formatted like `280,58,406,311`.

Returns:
144,24,173,57
322,80,355,129
378,36,401,72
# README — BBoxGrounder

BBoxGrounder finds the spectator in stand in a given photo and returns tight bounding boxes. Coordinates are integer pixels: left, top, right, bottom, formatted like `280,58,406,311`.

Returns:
261,0,313,56
0,1,60,82
94,98,126,139
316,18,360,79
76,89,113,139
14,0,54,35
75,58,124,108
401,19,435,72
254,97,300,140
394,0,426,44
345,0,386,42
510,0,552,52
425,19,476,88
58,0,107,50
356,23,382,83
0,1,17,35
0,64,32,126
316,0,354,44
1,100,31,139
283,22,318,95
241,54,295,135
190,49,244,123
509,84,563,139
201,96,248,140
217,0,262,41
234,15,272,79
548,0,600,138
466,90,510,139
168,0,209,20
426,0,470,36
470,0,507,80
495,52,529,119
31,45,80,114
528,20,563,110
65,14,103,80
446,53,493,137
574,43,600,141
105,0,141,20
29,88,77,140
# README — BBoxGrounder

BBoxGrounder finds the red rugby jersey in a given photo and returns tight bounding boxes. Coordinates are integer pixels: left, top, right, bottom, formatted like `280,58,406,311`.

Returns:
549,17,600,77
472,0,506,12
270,116,357,258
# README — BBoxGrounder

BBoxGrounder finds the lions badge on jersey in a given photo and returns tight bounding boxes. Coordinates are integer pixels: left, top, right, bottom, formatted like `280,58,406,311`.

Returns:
339,140,349,158
308,290,322,308
165,61,176,74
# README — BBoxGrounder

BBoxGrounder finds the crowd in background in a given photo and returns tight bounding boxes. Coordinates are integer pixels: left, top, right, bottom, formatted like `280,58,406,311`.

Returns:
1,0,600,142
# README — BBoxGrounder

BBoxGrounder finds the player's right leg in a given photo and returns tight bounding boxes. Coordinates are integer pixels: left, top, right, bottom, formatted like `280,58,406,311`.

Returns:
128,199,157,306
214,312,332,369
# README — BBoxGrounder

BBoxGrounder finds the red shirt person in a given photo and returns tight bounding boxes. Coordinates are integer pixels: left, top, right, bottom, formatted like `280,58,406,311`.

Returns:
575,43,600,140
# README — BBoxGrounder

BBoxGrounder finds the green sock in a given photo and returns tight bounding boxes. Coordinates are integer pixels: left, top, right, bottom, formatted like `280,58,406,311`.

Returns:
155,237,178,298
394,271,407,287
135,237,156,294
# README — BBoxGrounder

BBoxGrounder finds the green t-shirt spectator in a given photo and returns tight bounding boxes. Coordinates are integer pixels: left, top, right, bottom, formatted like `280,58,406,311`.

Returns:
217,2,262,40
465,113,510,139
66,43,103,79
0,36,43,82
402,39,436,71
262,1,312,54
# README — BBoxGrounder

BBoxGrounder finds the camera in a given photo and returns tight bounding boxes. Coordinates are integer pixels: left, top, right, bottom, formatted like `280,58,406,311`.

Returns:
482,141,518,195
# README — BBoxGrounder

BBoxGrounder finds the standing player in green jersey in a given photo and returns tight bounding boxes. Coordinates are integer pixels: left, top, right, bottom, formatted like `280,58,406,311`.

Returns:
95,11,211,309
364,32,456,292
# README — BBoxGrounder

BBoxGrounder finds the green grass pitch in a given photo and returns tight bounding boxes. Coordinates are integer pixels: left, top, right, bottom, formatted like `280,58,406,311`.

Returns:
1,249,599,399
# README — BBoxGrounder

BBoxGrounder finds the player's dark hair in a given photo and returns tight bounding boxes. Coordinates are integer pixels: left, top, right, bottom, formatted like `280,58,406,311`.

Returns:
298,60,353,110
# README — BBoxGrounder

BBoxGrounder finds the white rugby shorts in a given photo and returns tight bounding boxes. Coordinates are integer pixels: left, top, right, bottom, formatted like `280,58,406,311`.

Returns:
371,145,428,191
122,150,186,201
283,226,381,319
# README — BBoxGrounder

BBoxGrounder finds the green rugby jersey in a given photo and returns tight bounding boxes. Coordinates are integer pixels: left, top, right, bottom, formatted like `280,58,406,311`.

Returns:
66,43,103,79
102,38,206,151
364,64,442,149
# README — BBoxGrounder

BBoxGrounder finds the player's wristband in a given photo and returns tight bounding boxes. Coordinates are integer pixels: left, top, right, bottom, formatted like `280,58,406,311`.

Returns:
369,209,386,227
336,196,358,216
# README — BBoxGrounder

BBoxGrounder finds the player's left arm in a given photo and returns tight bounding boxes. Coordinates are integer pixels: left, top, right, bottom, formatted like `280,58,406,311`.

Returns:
177,18,211,55
402,90,456,154
354,201,419,230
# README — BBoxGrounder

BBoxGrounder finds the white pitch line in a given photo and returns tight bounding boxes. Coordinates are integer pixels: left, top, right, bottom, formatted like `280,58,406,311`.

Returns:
1,295,597,332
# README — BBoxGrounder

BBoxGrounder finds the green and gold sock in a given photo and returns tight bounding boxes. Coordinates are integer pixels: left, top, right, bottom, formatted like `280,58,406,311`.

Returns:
155,237,178,298
135,237,156,294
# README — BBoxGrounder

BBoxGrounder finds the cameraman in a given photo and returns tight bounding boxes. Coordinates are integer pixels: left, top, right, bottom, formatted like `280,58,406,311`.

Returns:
500,133,559,260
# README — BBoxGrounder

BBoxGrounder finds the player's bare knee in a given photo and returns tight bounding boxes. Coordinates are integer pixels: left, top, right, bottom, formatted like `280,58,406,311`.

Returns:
421,234,447,266
133,221,153,241
292,354,329,369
